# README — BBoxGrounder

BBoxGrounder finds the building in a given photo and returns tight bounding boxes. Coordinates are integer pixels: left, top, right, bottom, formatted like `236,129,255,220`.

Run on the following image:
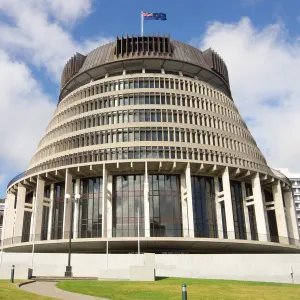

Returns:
276,168,300,231
2,35,300,255
0,199,5,241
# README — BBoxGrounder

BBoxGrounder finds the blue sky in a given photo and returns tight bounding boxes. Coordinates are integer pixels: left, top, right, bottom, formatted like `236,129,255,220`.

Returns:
1,0,300,198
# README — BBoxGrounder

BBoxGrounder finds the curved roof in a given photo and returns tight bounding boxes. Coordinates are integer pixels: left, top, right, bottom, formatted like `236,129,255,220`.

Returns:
60,35,230,100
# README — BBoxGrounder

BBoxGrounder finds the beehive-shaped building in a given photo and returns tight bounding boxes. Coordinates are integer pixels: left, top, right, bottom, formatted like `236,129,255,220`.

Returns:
3,35,299,254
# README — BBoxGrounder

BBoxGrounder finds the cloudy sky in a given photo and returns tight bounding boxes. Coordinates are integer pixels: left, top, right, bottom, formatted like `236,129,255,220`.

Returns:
0,0,300,197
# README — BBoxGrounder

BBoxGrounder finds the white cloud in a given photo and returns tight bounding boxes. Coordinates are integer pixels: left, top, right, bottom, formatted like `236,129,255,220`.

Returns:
0,0,112,80
0,50,55,170
199,17,300,172
45,0,92,23
0,0,113,194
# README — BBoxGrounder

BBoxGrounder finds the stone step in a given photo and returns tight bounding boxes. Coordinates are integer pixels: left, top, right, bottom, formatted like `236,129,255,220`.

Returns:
32,276,98,282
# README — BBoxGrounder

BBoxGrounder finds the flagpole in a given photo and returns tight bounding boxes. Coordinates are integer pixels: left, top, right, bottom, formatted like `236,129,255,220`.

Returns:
141,10,144,36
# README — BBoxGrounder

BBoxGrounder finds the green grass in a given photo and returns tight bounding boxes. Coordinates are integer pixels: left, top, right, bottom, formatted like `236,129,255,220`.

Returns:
0,280,54,300
57,277,300,300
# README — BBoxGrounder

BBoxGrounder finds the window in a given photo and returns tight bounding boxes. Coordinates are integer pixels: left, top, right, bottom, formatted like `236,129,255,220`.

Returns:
149,175,182,237
112,175,145,237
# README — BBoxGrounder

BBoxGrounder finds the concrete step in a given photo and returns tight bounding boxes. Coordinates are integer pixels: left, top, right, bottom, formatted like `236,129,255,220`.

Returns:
32,276,98,282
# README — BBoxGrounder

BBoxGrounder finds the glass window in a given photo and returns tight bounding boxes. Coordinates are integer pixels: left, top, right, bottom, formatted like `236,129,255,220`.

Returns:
192,176,217,238
78,178,103,238
112,175,144,237
230,180,246,240
149,175,182,237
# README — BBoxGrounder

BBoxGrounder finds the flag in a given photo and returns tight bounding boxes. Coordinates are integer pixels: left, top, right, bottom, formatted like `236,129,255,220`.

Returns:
142,12,167,21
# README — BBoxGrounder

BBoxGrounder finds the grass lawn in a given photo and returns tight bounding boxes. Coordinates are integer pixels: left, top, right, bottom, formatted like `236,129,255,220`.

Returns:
0,280,54,300
57,277,300,300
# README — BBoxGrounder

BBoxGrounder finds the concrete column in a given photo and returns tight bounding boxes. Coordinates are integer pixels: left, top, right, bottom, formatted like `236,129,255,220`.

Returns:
186,164,194,238
47,183,54,240
102,166,113,238
252,173,268,242
107,175,113,238
241,182,251,240
2,193,15,245
29,193,36,241
102,165,108,238
214,177,223,238
222,167,235,239
272,181,289,244
284,190,300,244
63,169,72,239
14,184,26,243
73,178,80,239
34,177,45,242
180,163,194,238
144,162,150,237
180,173,189,237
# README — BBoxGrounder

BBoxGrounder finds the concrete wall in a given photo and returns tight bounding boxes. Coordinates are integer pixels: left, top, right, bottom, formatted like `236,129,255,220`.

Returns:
0,252,300,284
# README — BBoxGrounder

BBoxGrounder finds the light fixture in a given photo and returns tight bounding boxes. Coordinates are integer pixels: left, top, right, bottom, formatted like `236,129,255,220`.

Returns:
65,193,71,200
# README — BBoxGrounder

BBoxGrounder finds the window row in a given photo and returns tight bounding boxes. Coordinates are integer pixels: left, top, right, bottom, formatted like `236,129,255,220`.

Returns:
33,127,265,166
50,85,240,133
58,75,235,114
27,146,269,177
42,105,254,150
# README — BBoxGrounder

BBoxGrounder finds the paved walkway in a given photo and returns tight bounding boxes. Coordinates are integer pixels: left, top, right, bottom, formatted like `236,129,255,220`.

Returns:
20,281,109,300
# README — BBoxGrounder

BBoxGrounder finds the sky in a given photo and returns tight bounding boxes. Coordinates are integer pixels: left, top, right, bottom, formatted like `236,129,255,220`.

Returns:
1,0,300,198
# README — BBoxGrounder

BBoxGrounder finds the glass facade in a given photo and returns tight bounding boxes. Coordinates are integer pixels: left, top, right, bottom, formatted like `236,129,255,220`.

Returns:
191,176,217,238
149,175,182,237
230,180,246,240
265,190,279,243
41,185,51,241
21,191,33,242
78,177,103,238
245,183,258,241
112,175,144,237
51,182,65,240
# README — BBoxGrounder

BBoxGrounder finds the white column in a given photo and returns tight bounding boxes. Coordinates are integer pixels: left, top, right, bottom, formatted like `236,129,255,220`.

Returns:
272,180,289,244
222,167,235,239
214,177,223,239
14,184,26,243
102,166,113,238
2,193,15,246
186,164,194,238
180,163,194,238
284,189,300,244
34,177,45,242
63,169,72,239
29,193,36,241
73,178,80,239
241,182,251,240
180,173,189,237
107,175,113,238
252,173,268,242
102,165,108,238
47,183,54,240
144,162,150,237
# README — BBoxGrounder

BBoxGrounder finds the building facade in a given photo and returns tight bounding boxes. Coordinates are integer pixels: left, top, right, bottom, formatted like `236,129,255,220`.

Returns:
2,35,300,254
276,168,300,231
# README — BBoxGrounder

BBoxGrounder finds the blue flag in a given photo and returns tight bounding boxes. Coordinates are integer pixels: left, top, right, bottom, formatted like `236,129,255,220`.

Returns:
142,12,167,21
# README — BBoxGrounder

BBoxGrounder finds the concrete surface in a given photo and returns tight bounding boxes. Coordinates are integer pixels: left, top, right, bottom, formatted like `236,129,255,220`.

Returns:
1,252,300,284
129,266,155,281
20,281,109,300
